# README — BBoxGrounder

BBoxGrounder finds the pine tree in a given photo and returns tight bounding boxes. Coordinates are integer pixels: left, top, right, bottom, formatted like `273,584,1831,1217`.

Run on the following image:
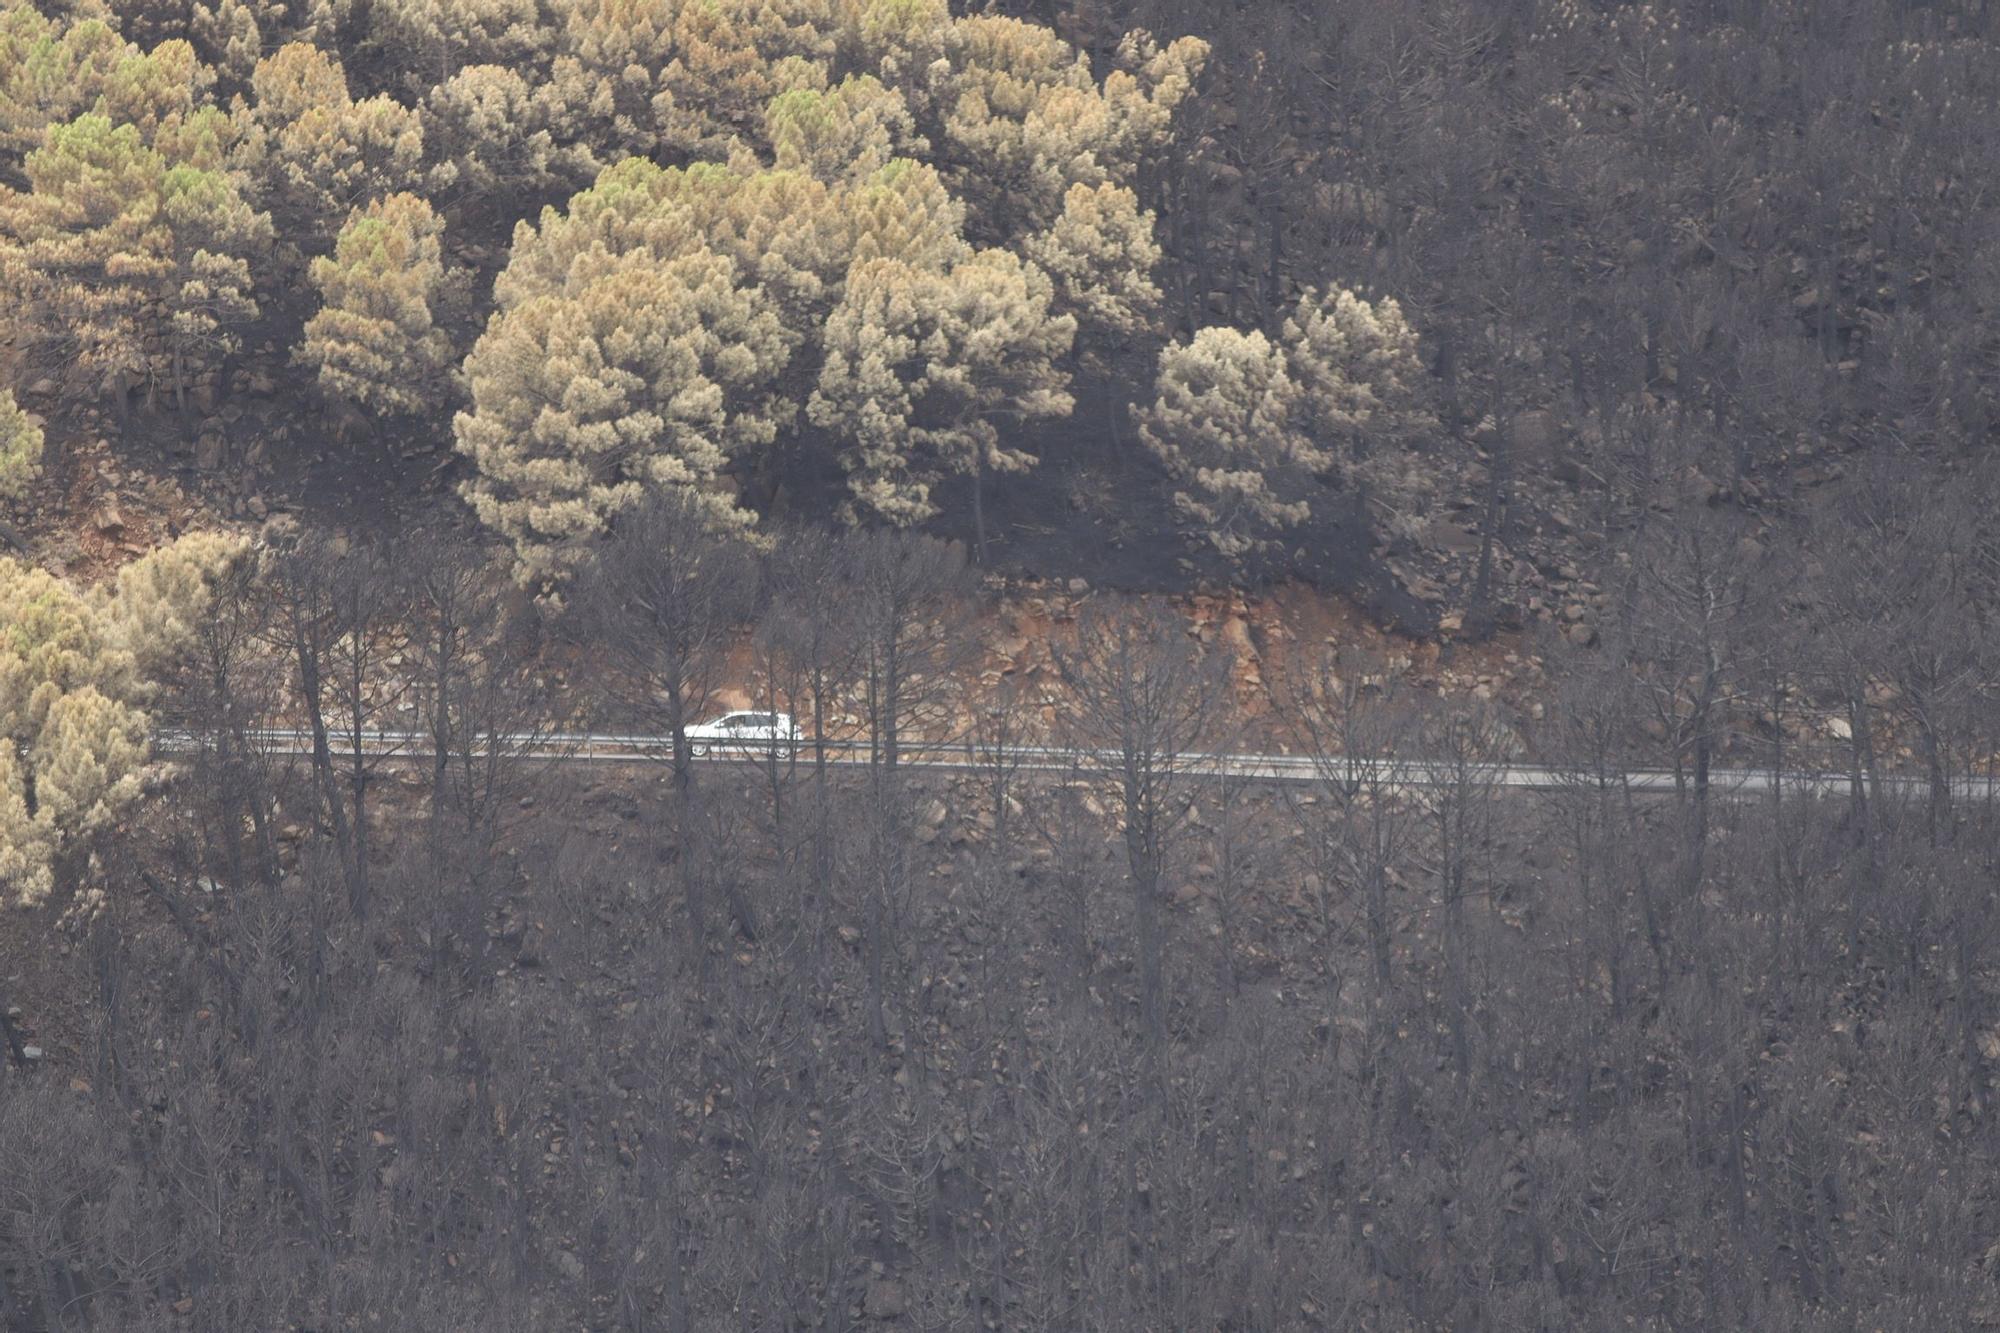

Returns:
1135,286,1433,558
0,112,270,407
234,42,423,252
0,531,245,905
1023,180,1162,337
301,191,454,416
454,7,1208,583
455,246,793,585
810,249,1074,544
421,63,561,211
0,388,40,501
0,9,128,166
1135,326,1316,558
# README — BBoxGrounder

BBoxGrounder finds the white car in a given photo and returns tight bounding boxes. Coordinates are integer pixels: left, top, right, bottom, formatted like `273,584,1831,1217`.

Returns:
686,711,800,758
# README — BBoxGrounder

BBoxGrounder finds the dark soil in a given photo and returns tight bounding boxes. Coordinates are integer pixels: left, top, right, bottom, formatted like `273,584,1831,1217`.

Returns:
38,358,1435,633
919,377,1435,630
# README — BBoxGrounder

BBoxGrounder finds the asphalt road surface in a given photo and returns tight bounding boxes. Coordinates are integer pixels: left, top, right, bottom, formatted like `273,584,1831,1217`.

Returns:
154,727,2000,803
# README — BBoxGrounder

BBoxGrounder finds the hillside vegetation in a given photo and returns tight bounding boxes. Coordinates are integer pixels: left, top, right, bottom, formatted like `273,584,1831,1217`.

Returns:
1,1,1999,1329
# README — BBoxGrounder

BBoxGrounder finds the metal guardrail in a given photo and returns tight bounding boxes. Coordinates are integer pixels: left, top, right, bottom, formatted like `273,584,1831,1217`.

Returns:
149,727,2000,802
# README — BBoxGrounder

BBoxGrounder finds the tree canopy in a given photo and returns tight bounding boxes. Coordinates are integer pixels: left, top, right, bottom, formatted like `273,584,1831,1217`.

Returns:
449,9,1206,580
0,530,245,905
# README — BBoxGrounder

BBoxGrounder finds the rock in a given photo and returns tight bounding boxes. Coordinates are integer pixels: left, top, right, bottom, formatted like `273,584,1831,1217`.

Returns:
991,632,1030,662
26,378,56,398
93,503,125,535
1417,518,1480,555
1405,573,1446,602
1683,469,1726,506
21,1045,42,1061
1067,577,1089,594
245,369,278,396
1218,615,1256,661
1564,622,1595,647
1172,883,1203,905
1562,603,1587,623
556,1251,585,1282
195,430,227,471
1827,716,1853,741
1508,410,1560,462
864,1280,907,1320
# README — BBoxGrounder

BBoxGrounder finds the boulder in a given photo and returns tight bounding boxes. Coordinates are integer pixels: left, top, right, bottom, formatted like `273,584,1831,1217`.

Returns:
195,430,227,471
1218,614,1256,661
1421,518,1481,555
1507,410,1560,462
864,1279,907,1320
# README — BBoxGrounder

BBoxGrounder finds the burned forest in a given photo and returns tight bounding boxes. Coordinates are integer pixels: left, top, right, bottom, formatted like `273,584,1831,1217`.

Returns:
3,0,2000,1328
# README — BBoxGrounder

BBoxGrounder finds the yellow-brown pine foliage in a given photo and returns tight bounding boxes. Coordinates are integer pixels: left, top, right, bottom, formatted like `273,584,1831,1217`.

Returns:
0,112,270,399
810,249,1073,523
0,531,245,906
422,64,562,206
0,7,129,166
0,387,41,501
1137,286,1434,557
1136,326,1317,558
1022,180,1162,337
457,6,1206,582
764,73,917,181
305,0,554,97
235,42,423,248
455,246,793,585
302,192,455,415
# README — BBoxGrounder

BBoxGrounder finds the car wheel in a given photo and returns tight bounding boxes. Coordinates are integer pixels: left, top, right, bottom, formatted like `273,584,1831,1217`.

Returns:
690,743,708,758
